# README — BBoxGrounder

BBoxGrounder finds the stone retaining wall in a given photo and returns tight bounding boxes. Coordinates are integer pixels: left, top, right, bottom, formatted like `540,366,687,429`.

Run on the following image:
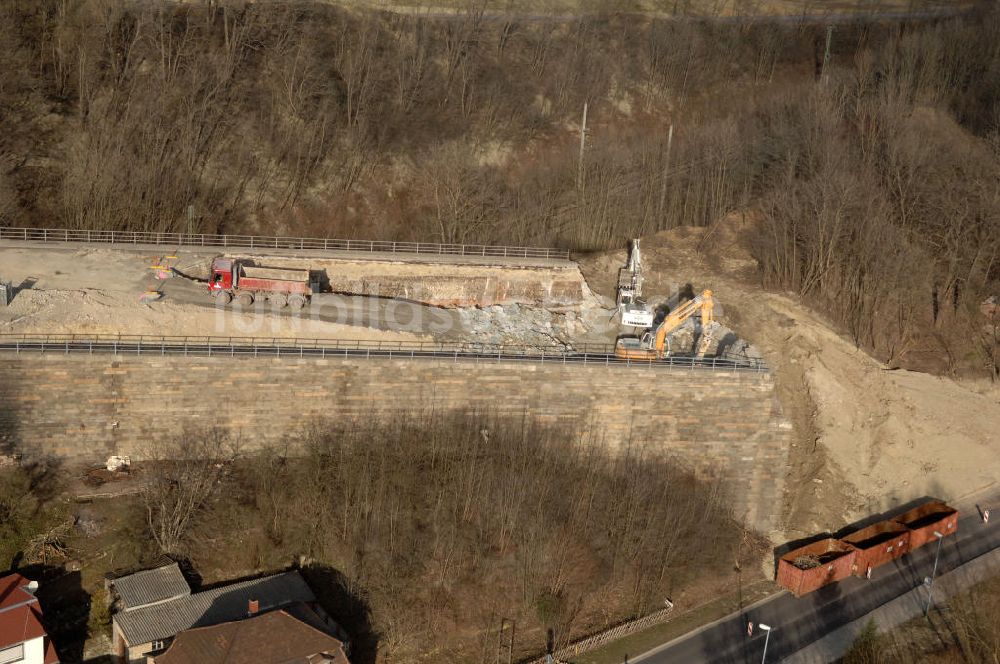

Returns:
0,355,790,530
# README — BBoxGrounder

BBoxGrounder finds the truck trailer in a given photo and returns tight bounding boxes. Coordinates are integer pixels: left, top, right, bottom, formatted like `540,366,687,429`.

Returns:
208,257,312,309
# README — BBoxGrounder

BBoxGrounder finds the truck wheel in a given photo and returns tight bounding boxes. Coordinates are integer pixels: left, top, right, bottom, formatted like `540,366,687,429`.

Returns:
288,295,307,310
215,291,232,306
273,294,289,309
236,292,254,307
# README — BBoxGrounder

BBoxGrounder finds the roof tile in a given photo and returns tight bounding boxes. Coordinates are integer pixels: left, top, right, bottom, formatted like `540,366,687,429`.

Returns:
0,574,35,611
155,608,349,664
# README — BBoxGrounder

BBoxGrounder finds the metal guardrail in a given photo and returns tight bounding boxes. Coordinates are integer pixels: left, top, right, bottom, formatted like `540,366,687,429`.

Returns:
0,334,768,373
0,227,571,261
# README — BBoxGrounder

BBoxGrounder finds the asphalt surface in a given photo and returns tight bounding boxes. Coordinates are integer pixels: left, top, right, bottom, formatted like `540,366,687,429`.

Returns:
635,506,1000,663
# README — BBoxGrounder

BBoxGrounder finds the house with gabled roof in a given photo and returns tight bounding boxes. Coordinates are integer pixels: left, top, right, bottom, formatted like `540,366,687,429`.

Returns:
108,562,335,664
0,573,59,664
153,606,350,664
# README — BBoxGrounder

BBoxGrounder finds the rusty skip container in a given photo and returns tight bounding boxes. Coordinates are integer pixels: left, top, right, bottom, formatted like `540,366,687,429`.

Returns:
841,520,911,575
893,501,959,550
777,538,858,596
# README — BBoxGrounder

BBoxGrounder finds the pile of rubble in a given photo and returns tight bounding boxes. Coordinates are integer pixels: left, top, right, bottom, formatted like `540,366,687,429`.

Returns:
659,320,764,361
458,303,613,348
460,304,572,347
455,302,764,360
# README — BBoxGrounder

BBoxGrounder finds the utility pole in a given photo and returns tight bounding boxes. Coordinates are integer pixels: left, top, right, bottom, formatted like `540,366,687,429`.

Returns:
187,204,195,238
820,25,833,84
657,124,675,218
577,102,588,190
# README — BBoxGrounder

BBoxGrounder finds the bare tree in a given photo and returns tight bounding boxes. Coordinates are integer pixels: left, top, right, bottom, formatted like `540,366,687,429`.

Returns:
142,428,236,554
228,410,743,661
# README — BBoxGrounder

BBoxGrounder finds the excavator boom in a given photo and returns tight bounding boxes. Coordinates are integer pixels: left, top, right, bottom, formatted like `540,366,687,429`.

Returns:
617,239,654,328
615,289,714,360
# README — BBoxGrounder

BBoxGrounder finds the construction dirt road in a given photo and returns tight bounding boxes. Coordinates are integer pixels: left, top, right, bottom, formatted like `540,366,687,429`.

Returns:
0,243,621,348
0,246,427,342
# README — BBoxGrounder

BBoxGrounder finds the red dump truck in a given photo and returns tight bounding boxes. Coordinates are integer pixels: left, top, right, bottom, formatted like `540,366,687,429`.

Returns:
208,257,312,309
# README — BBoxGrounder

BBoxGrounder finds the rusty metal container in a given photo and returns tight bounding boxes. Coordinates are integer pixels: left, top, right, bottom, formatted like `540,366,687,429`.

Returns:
841,520,911,575
893,501,959,550
777,539,858,596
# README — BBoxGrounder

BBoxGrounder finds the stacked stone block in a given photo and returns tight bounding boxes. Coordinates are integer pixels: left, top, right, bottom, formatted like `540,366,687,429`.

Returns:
0,355,791,530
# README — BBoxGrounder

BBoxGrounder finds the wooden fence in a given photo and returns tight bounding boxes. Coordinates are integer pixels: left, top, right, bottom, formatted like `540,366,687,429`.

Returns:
525,602,674,664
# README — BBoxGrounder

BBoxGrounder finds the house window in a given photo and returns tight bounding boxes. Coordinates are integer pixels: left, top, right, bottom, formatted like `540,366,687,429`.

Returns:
0,643,25,664
149,640,167,653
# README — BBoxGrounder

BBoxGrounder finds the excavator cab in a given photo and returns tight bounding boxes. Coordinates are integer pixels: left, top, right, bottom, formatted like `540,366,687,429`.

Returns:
614,289,715,360
614,334,662,360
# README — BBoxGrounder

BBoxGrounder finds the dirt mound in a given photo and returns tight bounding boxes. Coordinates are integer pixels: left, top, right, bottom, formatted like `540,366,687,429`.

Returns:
771,295,1000,511
578,221,1000,540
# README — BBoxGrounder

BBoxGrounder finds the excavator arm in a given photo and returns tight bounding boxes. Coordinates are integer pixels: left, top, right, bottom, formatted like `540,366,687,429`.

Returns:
615,289,715,360
617,239,654,327
653,290,713,353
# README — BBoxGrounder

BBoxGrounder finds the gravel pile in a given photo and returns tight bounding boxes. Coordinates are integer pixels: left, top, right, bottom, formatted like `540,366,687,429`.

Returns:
659,320,763,361
460,304,571,348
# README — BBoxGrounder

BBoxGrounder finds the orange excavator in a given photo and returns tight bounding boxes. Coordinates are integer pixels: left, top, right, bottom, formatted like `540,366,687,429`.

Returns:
614,289,716,360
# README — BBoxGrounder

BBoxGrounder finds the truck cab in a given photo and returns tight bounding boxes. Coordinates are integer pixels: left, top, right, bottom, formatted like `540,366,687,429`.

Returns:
208,258,235,292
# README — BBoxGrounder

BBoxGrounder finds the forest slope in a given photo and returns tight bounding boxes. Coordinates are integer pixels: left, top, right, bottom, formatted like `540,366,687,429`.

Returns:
2,1,997,377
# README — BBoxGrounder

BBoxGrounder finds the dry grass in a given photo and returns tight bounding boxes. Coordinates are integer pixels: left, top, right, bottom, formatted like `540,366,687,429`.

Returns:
0,412,757,663
573,579,776,664
844,573,1000,662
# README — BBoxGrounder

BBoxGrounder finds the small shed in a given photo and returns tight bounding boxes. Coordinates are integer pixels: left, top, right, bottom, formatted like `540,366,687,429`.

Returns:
841,520,910,575
109,561,190,611
893,501,959,550
777,538,857,596
0,279,11,306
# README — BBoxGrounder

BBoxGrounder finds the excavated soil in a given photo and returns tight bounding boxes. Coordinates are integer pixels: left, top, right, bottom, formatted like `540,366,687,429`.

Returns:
578,217,1000,541
0,245,613,346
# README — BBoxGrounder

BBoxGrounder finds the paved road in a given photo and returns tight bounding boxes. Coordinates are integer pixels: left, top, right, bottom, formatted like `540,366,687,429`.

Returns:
635,504,1000,663
785,542,1000,663
160,273,471,338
